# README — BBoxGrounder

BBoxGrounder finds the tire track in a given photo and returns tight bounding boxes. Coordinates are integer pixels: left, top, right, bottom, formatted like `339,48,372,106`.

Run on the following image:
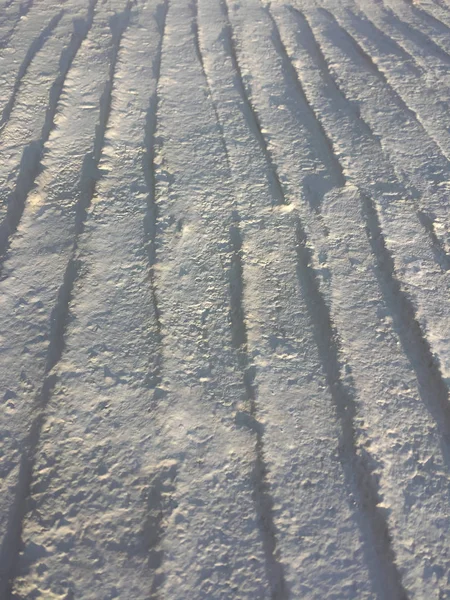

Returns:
220,0,286,206
143,0,168,391
293,216,408,600
0,4,132,596
0,11,64,131
0,0,98,268
263,4,345,190
191,0,231,172
228,221,288,600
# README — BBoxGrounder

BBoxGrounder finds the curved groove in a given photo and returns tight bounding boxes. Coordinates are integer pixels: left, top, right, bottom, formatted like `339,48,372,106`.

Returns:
0,4,132,596
219,0,287,206
190,0,231,172
360,193,450,445
229,220,288,600
293,215,409,600
0,10,64,131
0,0,98,271
264,5,345,189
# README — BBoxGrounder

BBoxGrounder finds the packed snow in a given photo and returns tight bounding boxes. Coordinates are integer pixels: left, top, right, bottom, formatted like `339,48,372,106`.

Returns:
0,0,450,597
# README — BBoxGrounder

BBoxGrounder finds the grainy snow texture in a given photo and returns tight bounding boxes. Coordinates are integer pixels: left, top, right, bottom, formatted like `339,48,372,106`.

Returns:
0,0,450,597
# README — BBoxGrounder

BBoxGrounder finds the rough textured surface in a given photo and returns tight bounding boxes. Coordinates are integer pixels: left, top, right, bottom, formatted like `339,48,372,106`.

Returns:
0,0,450,597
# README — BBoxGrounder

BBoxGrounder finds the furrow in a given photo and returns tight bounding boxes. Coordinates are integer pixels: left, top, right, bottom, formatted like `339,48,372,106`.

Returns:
0,0,34,49
404,0,450,35
191,0,231,171
417,210,450,272
432,0,450,12
143,0,168,389
337,2,450,168
318,8,420,122
10,4,174,595
228,222,288,600
145,1,272,595
374,5,450,66
144,463,178,599
0,0,123,590
293,217,408,600
0,0,98,266
264,6,450,595
284,3,450,442
0,1,73,131
195,0,385,595
0,374,55,599
286,5,374,137
287,6,442,259
1,0,16,10
44,2,133,371
361,193,450,442
301,4,450,379
343,7,423,75
318,6,450,210
264,5,345,190
220,0,286,205
0,11,64,131
0,4,132,595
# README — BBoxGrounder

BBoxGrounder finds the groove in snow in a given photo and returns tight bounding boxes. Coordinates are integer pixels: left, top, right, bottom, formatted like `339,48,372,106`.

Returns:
0,3,133,595
220,0,287,205
294,216,408,600
0,0,98,268
143,0,168,390
0,11,64,130
228,220,288,600
360,193,450,452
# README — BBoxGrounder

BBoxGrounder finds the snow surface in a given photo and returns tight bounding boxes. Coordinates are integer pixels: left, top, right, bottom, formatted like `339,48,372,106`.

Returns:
0,0,450,597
